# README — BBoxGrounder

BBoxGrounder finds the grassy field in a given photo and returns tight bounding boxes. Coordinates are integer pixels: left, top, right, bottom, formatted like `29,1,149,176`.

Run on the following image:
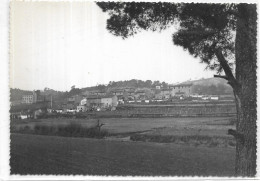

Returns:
11,117,236,147
11,116,235,134
10,133,235,176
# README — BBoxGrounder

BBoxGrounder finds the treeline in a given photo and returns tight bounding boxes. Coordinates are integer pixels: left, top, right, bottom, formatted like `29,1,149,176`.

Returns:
107,79,168,88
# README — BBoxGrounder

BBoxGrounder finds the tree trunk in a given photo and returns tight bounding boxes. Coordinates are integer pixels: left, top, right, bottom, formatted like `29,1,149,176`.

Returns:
234,4,257,177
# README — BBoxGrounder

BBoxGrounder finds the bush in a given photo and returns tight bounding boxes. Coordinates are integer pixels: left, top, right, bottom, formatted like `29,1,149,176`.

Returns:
130,134,234,148
15,123,109,139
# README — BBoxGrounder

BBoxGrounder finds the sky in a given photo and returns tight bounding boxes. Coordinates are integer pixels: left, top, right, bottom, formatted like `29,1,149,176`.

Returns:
10,1,215,91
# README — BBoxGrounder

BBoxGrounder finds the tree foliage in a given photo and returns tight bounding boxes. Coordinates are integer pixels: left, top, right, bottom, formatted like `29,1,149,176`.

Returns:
97,2,178,38
173,4,236,72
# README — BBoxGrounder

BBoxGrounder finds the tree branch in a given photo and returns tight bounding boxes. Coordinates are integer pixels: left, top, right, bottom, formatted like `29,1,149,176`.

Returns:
215,49,241,92
178,30,218,36
214,75,228,80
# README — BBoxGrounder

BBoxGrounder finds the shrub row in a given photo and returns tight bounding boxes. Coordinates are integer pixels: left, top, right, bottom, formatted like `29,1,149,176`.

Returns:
130,134,236,147
14,123,109,139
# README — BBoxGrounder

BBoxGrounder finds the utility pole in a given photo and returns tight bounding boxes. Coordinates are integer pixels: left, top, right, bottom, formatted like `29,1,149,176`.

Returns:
51,95,52,109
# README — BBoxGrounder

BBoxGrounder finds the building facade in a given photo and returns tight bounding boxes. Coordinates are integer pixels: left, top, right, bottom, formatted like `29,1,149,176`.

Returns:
84,95,118,110
170,83,192,97
100,96,118,108
160,88,172,99
22,91,39,104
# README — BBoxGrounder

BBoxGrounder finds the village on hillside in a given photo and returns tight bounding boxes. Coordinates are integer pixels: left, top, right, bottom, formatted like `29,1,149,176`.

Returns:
10,78,235,120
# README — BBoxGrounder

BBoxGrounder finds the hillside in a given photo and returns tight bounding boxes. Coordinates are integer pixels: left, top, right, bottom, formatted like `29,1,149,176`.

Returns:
183,77,229,86
10,78,233,103
182,78,233,95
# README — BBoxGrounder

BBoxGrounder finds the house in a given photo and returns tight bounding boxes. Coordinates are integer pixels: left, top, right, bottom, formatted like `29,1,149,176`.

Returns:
100,95,118,108
155,86,161,90
22,93,35,104
88,90,106,96
135,90,147,100
85,95,118,110
111,89,124,96
86,95,101,108
10,101,48,119
127,90,135,96
22,90,43,104
160,88,172,99
124,87,135,91
154,93,163,100
170,83,192,97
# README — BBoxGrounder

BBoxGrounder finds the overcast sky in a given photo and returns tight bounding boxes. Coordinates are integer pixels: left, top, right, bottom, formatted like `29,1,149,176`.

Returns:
10,1,215,91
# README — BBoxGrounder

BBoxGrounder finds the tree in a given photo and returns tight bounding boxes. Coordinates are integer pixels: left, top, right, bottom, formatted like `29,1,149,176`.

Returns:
145,80,152,87
97,2,257,176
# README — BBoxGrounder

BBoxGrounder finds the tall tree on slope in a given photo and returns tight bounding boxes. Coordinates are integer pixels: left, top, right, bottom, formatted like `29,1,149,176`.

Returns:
97,2,257,176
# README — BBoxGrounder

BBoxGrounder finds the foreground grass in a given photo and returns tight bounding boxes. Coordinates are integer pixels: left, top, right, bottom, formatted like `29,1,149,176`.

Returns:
10,134,235,176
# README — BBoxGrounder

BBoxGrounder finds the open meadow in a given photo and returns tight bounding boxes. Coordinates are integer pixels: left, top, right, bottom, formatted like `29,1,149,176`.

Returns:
10,116,236,175
11,116,235,135
11,133,235,176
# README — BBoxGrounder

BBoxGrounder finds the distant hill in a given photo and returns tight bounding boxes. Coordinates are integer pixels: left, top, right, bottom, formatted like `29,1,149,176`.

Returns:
10,78,233,103
182,78,233,95
183,77,228,86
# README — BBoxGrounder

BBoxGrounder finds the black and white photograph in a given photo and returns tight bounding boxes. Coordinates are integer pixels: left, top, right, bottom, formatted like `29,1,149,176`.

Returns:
6,0,257,178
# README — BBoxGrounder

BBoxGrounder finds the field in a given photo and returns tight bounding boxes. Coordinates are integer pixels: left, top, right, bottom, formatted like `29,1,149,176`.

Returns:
10,116,236,175
11,134,235,176
11,116,235,134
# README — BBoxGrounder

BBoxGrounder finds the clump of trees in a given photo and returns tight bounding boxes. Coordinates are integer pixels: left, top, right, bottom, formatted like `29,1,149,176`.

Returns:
107,79,168,88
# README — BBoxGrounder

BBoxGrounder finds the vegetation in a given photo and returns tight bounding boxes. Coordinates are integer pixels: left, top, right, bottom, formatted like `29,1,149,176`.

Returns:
11,117,236,175
130,134,235,147
96,3,257,176
14,123,109,139
11,133,235,176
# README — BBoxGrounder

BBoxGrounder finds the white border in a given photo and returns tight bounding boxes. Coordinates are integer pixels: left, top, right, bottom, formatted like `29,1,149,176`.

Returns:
1,0,259,180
